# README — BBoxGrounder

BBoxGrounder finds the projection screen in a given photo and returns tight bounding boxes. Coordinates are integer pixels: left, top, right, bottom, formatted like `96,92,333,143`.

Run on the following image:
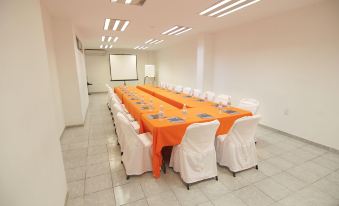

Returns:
109,54,138,81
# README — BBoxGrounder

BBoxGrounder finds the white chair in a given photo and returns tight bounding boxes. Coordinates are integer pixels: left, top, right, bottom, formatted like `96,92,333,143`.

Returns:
106,84,112,109
202,91,215,102
214,94,230,106
215,115,261,177
169,120,220,189
193,89,202,98
117,113,153,178
238,98,260,114
174,85,183,93
182,87,192,95
112,103,140,134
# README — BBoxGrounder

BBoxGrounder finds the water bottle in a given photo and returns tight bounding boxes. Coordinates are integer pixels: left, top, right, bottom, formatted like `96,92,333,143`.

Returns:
218,102,223,113
182,104,187,115
227,96,232,108
159,105,164,119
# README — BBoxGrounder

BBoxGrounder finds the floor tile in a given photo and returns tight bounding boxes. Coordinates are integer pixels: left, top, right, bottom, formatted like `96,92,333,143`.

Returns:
313,178,339,200
212,193,247,206
271,172,306,192
123,199,148,206
258,161,282,176
234,185,274,206
67,197,84,206
66,167,86,182
287,161,332,184
86,162,110,178
68,180,85,199
85,174,112,194
172,187,209,206
141,177,171,197
146,191,180,206
84,189,115,206
114,183,145,205
87,153,109,166
88,145,108,156
254,178,290,201
197,180,230,200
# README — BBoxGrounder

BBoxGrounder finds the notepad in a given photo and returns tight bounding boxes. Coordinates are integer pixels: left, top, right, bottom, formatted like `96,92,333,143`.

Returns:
135,102,142,104
183,95,192,98
130,98,138,100
168,117,184,123
196,99,205,102
224,110,239,114
148,114,160,119
197,113,213,119
141,106,150,110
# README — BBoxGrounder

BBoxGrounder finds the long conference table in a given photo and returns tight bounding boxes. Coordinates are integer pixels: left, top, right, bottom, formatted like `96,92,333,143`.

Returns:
114,85,252,177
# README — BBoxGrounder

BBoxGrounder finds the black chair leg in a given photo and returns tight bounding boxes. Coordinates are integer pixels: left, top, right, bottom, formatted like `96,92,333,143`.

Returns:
256,165,258,170
232,172,236,177
215,176,218,181
161,160,166,174
186,183,190,190
126,175,130,180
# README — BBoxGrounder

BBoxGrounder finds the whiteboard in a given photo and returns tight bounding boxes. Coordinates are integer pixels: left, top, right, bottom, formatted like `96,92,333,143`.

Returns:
109,54,138,80
145,65,155,77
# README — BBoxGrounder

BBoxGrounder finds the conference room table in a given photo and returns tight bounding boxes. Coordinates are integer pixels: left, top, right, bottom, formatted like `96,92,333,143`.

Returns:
114,85,252,178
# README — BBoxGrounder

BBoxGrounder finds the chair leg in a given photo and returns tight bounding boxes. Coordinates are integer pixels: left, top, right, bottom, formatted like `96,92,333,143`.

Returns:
186,183,190,190
255,165,258,170
232,172,236,177
121,152,123,155
126,175,130,180
215,176,218,181
161,160,166,174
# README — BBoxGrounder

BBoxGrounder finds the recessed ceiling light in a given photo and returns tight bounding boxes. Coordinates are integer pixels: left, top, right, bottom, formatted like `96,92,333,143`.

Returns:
199,0,231,15
145,39,153,44
134,46,140,49
161,26,179,35
107,36,112,42
113,20,120,31
209,0,247,16
104,18,110,30
100,45,104,49
162,26,192,36
101,36,105,42
217,0,261,17
114,37,119,42
109,45,113,48
175,28,192,36
154,40,164,44
111,0,146,6
121,21,130,31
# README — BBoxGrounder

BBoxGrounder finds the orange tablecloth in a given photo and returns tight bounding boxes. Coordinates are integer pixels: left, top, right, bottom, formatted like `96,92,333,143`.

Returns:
114,85,252,177
137,85,212,108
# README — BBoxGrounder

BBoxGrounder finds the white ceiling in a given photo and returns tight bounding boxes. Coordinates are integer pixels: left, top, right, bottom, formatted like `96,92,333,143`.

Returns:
42,0,327,51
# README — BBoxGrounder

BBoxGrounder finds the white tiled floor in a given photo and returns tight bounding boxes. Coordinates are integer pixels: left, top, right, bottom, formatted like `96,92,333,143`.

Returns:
62,93,339,206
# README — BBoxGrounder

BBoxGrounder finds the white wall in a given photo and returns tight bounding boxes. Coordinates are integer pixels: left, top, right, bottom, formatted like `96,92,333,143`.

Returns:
0,0,67,205
52,18,88,125
86,49,156,93
41,3,65,136
213,0,339,149
156,0,339,150
156,37,198,88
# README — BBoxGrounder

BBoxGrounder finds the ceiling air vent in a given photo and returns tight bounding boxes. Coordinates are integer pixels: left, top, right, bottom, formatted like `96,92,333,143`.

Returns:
110,0,146,6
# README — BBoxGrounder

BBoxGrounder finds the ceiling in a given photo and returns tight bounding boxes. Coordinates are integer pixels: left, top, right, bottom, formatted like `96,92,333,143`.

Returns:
42,0,327,51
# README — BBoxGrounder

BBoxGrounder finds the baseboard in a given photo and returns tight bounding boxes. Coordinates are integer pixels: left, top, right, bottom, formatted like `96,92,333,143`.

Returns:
64,191,69,206
259,123,339,154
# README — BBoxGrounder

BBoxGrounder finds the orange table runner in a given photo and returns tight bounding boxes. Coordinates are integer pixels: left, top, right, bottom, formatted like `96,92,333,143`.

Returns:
114,85,252,177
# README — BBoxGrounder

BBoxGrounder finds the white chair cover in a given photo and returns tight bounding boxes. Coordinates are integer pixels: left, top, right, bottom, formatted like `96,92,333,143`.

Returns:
117,113,153,176
202,91,215,102
112,103,139,134
169,120,220,184
238,98,260,114
106,84,112,108
174,85,183,93
216,115,261,173
214,94,230,105
182,87,192,95
193,89,202,98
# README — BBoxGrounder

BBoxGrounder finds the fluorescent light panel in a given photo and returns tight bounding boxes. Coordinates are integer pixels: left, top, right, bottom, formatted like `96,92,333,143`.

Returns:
199,0,261,18
103,19,130,32
154,40,164,44
209,0,247,16
100,45,104,49
114,37,119,42
109,45,113,48
162,26,192,36
107,36,112,42
175,28,192,36
125,0,132,4
111,0,146,6
218,0,261,17
199,0,231,15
